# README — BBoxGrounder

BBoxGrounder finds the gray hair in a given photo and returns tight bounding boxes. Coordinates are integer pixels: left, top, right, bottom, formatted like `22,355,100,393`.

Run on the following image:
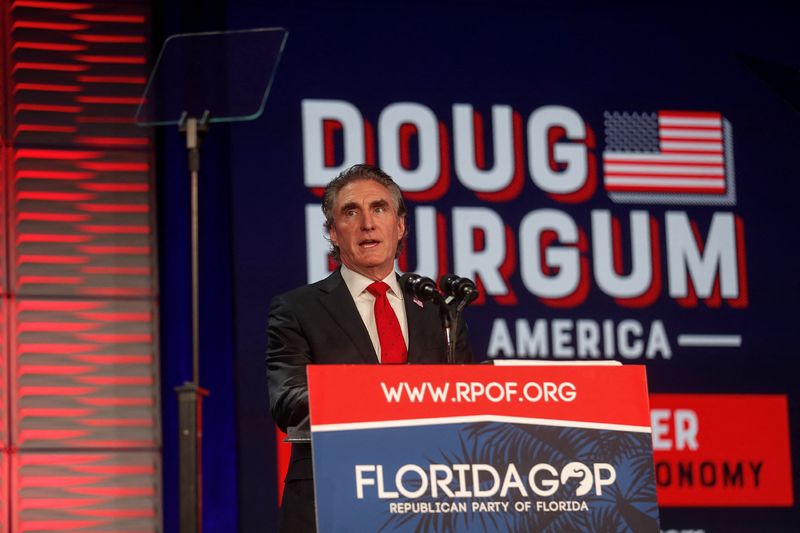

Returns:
321,164,408,262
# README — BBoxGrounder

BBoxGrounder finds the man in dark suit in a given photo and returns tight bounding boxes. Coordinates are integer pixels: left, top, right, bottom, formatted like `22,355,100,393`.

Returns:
267,164,472,532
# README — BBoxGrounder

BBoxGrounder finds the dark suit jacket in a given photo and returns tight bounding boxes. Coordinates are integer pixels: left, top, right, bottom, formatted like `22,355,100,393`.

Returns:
266,269,472,530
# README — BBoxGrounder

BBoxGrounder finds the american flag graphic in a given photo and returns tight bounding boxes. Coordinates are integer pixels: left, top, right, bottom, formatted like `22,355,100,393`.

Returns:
603,110,735,205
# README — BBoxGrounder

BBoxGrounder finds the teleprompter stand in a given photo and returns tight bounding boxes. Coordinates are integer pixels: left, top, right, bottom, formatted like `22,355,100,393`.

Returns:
136,28,288,533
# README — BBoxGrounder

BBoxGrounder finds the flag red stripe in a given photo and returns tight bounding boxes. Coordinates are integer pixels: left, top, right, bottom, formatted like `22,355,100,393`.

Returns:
659,124,721,131
658,111,721,119
607,185,725,193
661,149,724,155
660,136,721,143
606,172,724,179
604,159,723,167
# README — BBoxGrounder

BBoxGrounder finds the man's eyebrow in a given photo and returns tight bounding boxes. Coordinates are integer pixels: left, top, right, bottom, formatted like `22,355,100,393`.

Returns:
340,201,359,213
370,199,390,209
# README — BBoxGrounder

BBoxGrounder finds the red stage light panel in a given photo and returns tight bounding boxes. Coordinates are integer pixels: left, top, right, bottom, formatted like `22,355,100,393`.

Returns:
11,298,159,450
8,0,150,148
0,298,6,450
0,5,6,144
0,145,8,296
0,451,7,532
11,450,160,533
3,0,160,531
10,147,155,297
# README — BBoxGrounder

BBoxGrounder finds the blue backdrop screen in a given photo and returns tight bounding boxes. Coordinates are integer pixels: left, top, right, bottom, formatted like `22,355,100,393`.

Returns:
223,3,800,531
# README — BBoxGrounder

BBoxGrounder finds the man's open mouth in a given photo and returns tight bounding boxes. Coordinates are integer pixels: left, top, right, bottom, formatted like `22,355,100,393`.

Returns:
359,239,380,248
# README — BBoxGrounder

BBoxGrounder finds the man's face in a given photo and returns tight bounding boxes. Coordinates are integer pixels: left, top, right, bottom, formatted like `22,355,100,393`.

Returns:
329,179,405,280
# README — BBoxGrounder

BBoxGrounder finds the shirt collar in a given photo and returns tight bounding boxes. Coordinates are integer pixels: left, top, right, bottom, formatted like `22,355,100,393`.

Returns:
340,264,404,300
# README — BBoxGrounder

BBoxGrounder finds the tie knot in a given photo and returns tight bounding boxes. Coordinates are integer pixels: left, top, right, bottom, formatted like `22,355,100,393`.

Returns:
366,281,390,298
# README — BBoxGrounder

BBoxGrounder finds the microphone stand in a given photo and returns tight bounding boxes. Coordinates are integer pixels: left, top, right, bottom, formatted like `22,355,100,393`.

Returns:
401,272,468,364
442,288,478,364
439,303,455,364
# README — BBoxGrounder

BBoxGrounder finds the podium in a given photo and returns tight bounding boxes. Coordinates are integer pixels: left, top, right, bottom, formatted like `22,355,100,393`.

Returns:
307,363,660,532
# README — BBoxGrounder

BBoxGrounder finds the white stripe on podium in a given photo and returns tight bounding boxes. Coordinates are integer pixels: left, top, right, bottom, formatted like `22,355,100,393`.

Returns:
311,415,651,434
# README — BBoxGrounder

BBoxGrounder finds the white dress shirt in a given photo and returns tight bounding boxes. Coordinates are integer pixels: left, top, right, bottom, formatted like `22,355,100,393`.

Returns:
339,265,409,362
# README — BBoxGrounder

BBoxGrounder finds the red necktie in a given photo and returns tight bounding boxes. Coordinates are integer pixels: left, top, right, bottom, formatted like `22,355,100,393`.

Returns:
366,281,408,364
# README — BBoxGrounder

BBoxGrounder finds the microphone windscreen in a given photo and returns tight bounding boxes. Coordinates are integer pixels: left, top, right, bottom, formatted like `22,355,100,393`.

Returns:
400,272,420,292
438,273,460,296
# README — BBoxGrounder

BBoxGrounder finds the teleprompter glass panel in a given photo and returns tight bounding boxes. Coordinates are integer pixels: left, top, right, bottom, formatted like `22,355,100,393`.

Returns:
135,28,288,126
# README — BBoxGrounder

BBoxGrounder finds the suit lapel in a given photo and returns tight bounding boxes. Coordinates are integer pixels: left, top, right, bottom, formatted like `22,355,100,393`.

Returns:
401,276,434,363
318,270,378,363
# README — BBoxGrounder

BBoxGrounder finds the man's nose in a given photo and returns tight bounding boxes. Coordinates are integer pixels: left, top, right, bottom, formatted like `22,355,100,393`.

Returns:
361,210,375,229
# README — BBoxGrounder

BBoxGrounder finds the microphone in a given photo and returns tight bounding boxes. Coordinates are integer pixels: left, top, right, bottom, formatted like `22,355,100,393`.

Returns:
402,272,453,362
400,273,445,304
438,273,479,302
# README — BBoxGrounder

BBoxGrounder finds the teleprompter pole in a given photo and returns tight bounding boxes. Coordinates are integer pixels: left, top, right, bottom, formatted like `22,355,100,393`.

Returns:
176,111,211,533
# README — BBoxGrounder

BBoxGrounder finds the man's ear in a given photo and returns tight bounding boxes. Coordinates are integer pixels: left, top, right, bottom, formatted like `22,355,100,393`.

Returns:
397,216,406,238
329,225,339,247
